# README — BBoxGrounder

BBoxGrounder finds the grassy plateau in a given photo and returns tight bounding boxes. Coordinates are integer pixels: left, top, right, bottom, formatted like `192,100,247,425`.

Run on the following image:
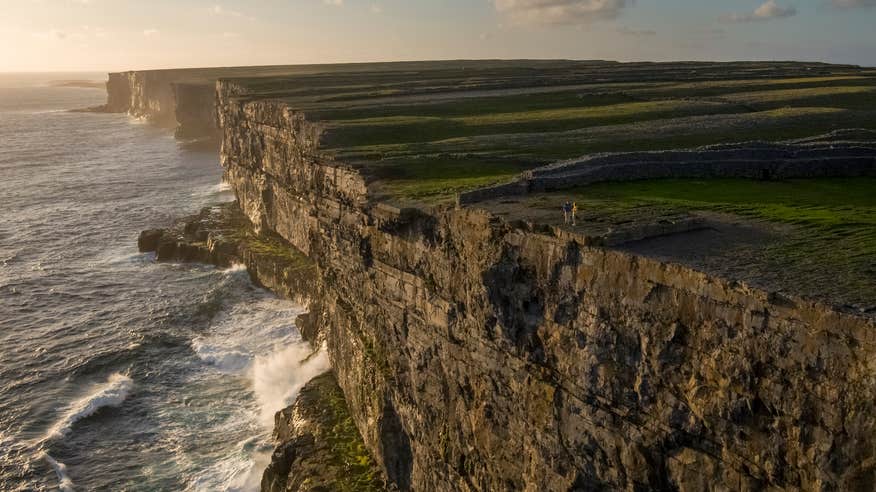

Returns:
220,60,876,204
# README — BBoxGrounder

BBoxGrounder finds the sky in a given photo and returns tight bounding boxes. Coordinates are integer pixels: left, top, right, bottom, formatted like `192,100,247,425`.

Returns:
0,0,874,72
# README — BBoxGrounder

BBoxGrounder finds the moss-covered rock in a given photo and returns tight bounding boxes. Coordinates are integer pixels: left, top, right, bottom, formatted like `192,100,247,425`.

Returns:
138,201,317,303
262,371,386,492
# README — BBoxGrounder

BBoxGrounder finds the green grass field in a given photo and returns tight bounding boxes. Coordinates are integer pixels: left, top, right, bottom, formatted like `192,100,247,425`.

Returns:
224,60,876,205
317,74,876,204
562,178,876,306
567,178,876,230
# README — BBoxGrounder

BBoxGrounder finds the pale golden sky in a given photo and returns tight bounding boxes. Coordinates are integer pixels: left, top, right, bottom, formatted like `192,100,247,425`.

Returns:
1,0,874,72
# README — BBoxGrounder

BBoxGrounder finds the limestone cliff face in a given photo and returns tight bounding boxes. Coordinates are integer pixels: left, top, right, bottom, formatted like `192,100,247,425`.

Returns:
104,72,132,113
217,88,876,491
173,82,220,140
104,71,217,139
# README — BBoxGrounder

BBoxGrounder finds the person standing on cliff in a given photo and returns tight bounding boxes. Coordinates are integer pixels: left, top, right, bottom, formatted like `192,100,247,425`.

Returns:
562,201,571,224
572,202,578,226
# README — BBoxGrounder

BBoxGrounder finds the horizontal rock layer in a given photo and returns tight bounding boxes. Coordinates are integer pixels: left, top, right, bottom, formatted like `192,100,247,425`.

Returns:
217,89,876,491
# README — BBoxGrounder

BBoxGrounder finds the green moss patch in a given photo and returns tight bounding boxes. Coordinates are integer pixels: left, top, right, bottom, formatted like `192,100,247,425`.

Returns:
288,372,386,491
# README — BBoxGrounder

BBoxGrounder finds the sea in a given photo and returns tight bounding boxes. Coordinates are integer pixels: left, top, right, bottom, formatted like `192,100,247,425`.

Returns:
0,74,329,491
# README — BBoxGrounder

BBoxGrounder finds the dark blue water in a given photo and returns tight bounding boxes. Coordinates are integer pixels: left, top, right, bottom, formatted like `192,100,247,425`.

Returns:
0,75,328,491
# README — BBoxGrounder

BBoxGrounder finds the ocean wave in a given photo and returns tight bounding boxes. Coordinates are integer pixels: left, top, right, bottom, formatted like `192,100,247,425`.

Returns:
190,285,304,374
96,247,155,266
185,436,271,492
29,109,67,115
191,182,233,198
183,290,322,491
46,372,133,440
191,339,251,374
190,282,304,375
190,265,254,321
184,341,327,492
42,453,75,492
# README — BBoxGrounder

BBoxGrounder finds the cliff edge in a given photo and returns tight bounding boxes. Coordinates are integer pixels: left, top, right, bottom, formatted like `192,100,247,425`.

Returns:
138,60,876,491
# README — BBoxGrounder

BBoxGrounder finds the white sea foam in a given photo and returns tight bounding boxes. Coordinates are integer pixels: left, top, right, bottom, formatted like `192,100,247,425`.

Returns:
43,453,76,492
192,283,327,425
223,264,249,275
30,109,66,115
184,290,329,491
191,340,251,374
186,436,272,492
190,286,304,376
46,372,133,440
252,344,331,426
191,181,234,199
184,342,328,492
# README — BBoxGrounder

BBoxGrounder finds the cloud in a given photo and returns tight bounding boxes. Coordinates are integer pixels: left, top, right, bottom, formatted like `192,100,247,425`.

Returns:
370,3,383,14
142,29,159,37
29,25,106,41
32,29,68,40
830,0,876,7
492,0,634,26
617,26,656,37
722,0,797,22
210,4,255,20
323,0,344,5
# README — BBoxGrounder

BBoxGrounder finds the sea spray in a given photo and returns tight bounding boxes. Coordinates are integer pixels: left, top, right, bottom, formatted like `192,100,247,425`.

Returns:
42,453,75,492
251,344,331,426
182,283,326,491
183,340,329,492
220,344,330,490
46,372,133,440
191,181,234,199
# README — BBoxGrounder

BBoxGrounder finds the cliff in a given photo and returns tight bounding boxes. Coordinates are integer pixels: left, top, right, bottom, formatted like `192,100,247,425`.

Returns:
104,70,220,140
214,86,876,491
132,60,876,491
104,71,187,129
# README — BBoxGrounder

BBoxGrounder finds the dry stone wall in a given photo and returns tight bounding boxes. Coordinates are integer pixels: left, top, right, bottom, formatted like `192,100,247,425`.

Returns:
459,141,876,204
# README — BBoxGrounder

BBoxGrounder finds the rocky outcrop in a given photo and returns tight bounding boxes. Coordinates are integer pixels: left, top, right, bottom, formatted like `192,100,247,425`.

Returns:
262,372,387,492
137,202,316,303
215,88,876,491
